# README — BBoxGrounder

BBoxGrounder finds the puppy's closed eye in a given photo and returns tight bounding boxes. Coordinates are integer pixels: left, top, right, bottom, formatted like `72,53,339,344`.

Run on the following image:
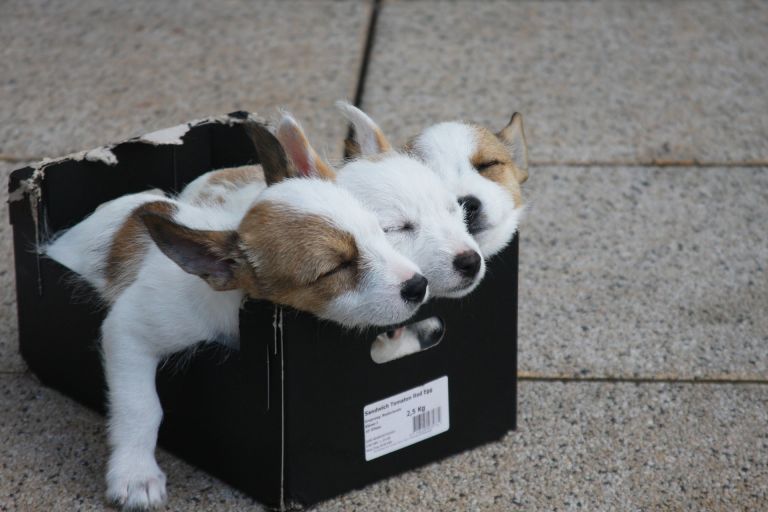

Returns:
475,160,503,172
318,260,354,279
384,222,415,234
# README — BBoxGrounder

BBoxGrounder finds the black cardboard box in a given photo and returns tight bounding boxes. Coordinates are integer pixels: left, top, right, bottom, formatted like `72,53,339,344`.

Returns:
7,113,517,510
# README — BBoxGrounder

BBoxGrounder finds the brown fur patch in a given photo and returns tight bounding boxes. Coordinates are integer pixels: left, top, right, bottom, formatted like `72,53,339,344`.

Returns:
374,128,392,153
192,191,226,206
470,126,525,208
105,201,177,300
207,165,265,190
236,202,360,314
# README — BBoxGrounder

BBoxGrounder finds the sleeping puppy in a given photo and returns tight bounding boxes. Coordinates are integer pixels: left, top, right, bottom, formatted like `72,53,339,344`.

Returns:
344,105,529,258
342,104,529,362
45,121,428,510
184,111,486,300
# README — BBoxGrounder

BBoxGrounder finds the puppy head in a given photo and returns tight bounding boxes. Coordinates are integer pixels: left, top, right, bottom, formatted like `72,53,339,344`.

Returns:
338,103,485,298
143,118,428,328
408,113,529,257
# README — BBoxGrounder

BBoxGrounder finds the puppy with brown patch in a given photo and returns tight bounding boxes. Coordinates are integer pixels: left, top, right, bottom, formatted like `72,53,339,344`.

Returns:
345,108,529,258
44,122,428,510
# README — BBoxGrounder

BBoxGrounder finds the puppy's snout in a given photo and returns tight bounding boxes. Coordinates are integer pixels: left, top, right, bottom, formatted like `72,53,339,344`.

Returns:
400,274,428,303
458,195,483,233
453,250,482,278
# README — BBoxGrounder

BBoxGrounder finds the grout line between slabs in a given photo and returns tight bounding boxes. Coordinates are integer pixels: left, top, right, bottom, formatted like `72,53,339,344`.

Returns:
530,160,768,168
518,372,768,385
5,153,766,169
342,0,382,159
351,0,381,109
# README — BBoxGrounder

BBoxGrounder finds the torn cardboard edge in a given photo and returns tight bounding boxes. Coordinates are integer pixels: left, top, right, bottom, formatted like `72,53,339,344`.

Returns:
7,112,260,204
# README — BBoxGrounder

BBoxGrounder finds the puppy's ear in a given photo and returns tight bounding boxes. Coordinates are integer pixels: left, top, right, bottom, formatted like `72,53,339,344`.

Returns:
275,114,336,181
141,212,242,291
336,101,392,157
497,112,529,183
243,121,297,186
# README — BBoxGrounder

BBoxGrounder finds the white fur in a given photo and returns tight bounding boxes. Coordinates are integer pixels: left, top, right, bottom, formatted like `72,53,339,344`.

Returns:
336,153,485,298
45,173,427,510
177,166,267,216
370,316,444,364
43,190,168,298
413,122,523,257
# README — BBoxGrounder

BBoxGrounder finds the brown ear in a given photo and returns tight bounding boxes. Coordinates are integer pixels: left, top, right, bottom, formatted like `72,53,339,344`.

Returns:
275,114,336,181
243,121,296,186
497,112,529,183
141,212,242,291
336,101,392,157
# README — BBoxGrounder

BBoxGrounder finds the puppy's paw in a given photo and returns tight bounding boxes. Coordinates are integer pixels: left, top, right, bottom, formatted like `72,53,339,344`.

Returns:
106,457,167,510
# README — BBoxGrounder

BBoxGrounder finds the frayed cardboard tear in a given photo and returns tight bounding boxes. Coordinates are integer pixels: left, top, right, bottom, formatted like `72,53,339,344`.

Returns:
8,113,261,204
8,147,118,204
82,147,118,165
137,113,258,146
139,124,191,145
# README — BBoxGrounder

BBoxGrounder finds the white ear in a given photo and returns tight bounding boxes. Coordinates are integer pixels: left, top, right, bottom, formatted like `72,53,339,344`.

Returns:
275,113,336,181
336,101,392,157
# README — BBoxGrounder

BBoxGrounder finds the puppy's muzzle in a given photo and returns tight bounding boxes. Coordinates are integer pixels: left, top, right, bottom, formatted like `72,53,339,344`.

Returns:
400,273,428,303
453,250,482,279
459,195,484,234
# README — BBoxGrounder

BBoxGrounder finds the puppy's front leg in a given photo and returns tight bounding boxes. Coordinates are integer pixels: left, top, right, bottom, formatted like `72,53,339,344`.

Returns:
102,311,166,510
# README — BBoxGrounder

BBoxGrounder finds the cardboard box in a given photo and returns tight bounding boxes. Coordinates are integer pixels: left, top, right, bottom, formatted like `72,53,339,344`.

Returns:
7,113,518,510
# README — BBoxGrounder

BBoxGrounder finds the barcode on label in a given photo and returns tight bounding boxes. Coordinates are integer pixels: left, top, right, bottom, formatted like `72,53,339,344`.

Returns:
412,406,442,433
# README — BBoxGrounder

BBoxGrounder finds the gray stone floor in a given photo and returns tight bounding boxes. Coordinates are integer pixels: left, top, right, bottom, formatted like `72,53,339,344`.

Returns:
2,0,767,511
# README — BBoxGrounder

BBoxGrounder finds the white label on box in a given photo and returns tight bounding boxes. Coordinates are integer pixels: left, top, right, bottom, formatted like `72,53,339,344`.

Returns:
363,376,449,461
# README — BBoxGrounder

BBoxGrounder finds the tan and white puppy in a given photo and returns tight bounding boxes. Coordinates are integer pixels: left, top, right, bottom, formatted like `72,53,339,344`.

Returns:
346,110,529,258
45,122,428,510
408,115,528,257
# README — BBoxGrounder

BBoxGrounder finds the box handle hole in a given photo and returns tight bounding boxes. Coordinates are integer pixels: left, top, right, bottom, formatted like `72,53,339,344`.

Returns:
370,316,445,364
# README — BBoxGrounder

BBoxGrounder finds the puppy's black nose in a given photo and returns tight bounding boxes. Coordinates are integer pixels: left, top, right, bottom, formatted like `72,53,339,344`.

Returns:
453,250,482,278
400,274,428,303
458,195,483,233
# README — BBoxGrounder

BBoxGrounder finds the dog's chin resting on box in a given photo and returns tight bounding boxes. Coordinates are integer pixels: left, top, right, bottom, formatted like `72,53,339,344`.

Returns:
44,119,430,510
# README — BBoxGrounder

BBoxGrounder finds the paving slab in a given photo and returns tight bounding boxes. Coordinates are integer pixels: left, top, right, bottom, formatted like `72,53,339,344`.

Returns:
0,374,263,511
3,374,765,510
518,166,768,380
0,0,371,159
0,160,32,373
363,0,768,164
316,381,768,512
